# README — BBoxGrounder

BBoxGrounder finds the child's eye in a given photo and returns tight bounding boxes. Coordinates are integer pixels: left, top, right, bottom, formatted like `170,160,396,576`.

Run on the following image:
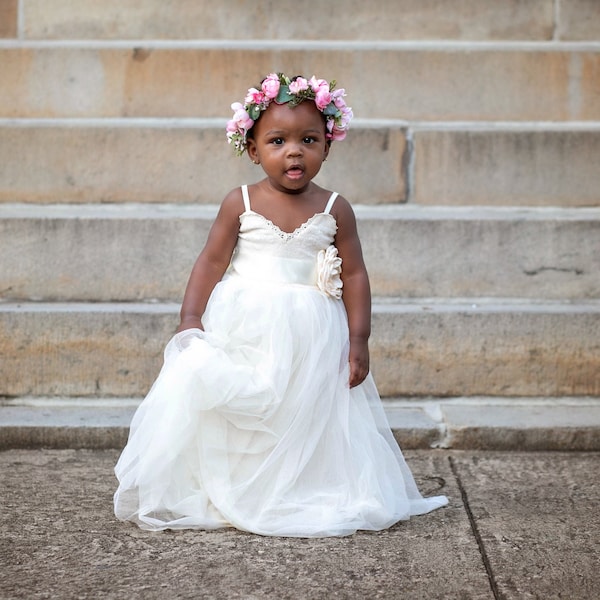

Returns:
271,138,284,145
303,137,316,144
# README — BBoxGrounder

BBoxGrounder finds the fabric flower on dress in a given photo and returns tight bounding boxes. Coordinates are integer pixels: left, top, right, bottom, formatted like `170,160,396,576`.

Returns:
317,245,343,299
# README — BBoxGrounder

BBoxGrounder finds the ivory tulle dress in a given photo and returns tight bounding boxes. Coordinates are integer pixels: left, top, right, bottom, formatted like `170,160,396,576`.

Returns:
114,185,448,537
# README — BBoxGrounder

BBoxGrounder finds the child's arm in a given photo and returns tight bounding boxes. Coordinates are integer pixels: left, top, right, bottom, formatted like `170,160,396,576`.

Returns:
334,197,372,388
176,190,243,333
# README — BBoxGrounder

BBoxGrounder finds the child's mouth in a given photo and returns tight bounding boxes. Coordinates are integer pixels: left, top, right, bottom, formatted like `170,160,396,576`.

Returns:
286,167,304,179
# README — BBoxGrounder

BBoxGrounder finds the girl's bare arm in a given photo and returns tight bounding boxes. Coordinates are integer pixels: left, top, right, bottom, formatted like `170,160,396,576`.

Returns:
334,197,372,387
177,190,243,332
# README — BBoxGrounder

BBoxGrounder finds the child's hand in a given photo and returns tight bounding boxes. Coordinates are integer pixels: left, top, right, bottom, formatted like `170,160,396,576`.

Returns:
348,336,369,388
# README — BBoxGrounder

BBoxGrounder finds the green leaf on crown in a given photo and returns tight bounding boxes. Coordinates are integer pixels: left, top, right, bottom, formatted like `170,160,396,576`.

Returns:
248,105,261,121
276,85,294,104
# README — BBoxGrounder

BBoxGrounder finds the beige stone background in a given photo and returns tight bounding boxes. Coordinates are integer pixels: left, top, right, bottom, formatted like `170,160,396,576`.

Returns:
0,0,599,436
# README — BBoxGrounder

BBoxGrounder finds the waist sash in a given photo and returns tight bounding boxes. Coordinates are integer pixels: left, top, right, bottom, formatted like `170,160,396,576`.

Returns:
230,251,317,286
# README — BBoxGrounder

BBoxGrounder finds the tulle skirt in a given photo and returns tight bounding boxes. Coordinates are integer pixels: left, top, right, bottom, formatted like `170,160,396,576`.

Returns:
114,274,448,537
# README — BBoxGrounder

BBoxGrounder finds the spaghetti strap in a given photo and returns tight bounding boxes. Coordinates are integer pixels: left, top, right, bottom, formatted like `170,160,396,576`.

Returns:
324,192,339,215
241,185,251,212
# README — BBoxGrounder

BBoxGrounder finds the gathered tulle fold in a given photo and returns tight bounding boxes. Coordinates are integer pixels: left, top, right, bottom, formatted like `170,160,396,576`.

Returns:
114,275,447,537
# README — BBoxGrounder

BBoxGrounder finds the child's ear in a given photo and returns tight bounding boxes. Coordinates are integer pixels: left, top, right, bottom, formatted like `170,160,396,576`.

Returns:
247,139,259,165
323,141,331,162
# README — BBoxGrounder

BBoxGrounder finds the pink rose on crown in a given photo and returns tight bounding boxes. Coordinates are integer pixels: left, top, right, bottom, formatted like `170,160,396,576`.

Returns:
227,102,253,133
332,88,346,106
289,77,309,94
309,76,332,110
327,121,347,141
261,73,281,100
314,88,332,111
245,87,265,106
317,245,343,299
309,76,329,93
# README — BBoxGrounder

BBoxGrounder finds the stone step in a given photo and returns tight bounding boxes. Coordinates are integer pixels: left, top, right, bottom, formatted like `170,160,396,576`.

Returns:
5,0,599,43
1,42,599,120
0,119,407,204
1,397,599,452
1,120,599,207
12,0,562,42
1,300,598,398
2,203,599,302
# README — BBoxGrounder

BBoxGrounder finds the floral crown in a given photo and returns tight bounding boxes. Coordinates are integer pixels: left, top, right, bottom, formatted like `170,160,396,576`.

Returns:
226,72,353,156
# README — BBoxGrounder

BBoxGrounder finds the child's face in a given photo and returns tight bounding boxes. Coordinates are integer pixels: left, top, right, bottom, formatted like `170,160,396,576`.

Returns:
247,101,330,193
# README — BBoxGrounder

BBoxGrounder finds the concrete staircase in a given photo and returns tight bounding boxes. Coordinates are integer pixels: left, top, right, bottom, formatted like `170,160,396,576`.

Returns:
1,0,599,450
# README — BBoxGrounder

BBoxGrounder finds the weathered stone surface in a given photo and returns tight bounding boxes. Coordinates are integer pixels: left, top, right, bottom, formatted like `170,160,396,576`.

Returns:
0,123,406,204
358,206,600,298
413,129,600,207
0,205,214,303
0,0,18,38
558,0,600,40
0,303,178,397
4,122,600,208
0,2,598,511
0,401,137,450
0,449,487,600
451,452,600,599
370,301,600,397
0,401,441,451
0,123,236,203
3,397,599,451
0,424,130,451
21,0,555,41
1,301,599,398
1,46,599,120
441,401,600,451
2,205,599,301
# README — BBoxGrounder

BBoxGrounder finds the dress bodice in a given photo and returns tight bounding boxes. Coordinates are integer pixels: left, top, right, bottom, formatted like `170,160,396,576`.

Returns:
228,186,340,292
235,210,338,260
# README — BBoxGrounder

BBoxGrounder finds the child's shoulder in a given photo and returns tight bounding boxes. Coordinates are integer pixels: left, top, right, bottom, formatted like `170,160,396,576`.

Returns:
219,186,246,212
211,187,246,226
222,186,245,205
308,183,352,215
323,189,360,240
327,190,355,222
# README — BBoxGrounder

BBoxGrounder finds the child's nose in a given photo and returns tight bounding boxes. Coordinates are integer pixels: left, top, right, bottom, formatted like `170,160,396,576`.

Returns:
286,142,303,156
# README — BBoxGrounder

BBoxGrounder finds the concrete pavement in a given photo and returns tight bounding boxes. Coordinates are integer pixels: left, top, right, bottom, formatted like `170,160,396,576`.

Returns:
1,448,598,599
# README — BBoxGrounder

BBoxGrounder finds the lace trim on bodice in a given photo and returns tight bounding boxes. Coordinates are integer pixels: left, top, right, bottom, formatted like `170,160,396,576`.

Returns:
245,211,335,241
240,185,339,242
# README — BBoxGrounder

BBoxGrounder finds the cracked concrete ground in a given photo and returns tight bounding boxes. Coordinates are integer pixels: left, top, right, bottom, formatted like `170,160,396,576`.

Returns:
0,449,598,599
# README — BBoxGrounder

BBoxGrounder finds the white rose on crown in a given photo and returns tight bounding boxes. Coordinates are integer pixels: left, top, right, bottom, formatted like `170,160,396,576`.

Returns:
317,245,343,299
